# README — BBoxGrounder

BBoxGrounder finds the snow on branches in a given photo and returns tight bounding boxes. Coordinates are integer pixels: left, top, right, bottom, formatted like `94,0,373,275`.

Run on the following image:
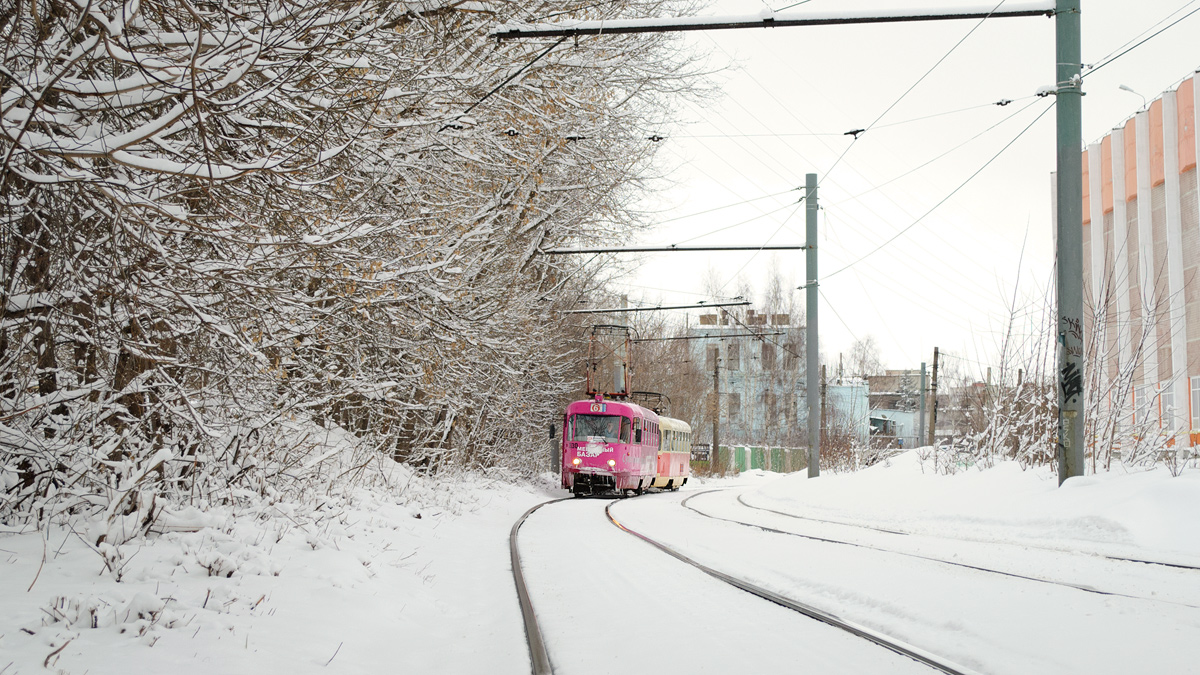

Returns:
0,0,708,524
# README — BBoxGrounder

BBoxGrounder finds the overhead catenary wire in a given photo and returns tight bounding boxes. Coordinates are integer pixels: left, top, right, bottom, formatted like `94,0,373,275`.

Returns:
819,287,859,345
1083,0,1200,78
693,29,1017,307
831,97,1043,206
824,99,1055,281
669,30,1032,316
651,187,801,227
820,0,1014,184
717,200,805,292
717,307,802,360
660,97,1032,141
440,37,567,132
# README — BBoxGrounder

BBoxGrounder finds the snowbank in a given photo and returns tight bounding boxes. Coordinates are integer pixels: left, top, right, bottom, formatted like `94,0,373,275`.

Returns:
743,450,1200,564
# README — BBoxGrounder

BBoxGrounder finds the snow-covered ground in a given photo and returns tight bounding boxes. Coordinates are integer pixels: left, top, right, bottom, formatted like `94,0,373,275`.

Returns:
3,451,1198,674
0,473,559,674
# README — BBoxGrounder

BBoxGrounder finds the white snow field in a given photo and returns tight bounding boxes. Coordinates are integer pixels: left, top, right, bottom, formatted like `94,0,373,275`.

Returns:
3,451,1199,674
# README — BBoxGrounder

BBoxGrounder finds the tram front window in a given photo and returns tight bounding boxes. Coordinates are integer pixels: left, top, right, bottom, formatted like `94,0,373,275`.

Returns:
572,414,625,443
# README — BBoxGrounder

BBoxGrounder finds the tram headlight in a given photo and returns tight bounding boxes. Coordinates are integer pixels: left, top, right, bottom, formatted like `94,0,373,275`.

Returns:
607,459,616,467
572,458,582,466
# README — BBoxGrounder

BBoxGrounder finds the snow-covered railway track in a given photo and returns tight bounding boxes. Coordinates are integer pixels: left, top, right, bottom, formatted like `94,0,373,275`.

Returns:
509,499,566,675
510,496,965,675
673,491,1200,608
602,500,978,675
611,489,1200,674
734,494,1200,572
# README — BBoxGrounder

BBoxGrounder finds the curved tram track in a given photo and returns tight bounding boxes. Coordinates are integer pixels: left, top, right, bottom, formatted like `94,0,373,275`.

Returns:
732,493,1200,572
672,491,1200,609
510,495,976,675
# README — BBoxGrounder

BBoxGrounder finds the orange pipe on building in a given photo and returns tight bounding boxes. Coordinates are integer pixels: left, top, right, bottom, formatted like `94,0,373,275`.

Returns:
1124,117,1138,203
1178,77,1196,173
1082,147,1091,224
1150,99,1165,186
1101,135,1114,214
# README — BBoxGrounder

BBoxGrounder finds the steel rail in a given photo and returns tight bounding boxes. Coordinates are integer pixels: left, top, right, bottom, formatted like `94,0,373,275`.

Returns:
734,493,1200,572
509,498,569,675
671,492,1200,609
604,499,979,675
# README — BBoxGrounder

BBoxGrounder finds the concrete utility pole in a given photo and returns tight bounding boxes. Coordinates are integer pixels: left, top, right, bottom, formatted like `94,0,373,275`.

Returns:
806,173,821,478
919,362,927,445
927,347,940,448
1014,368,1025,458
712,345,721,477
1055,0,1085,485
820,364,828,466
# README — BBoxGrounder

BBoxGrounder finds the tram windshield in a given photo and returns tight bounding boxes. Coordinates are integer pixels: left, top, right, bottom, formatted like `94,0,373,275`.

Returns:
571,414,629,443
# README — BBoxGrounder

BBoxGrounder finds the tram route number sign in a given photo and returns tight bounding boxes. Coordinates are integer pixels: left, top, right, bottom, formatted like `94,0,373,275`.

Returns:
690,443,711,462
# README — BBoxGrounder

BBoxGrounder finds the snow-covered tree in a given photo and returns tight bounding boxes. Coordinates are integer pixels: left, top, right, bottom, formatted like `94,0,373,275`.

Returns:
0,0,708,522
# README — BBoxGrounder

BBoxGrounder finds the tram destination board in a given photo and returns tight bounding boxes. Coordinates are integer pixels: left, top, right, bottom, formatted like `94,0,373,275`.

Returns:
690,443,711,462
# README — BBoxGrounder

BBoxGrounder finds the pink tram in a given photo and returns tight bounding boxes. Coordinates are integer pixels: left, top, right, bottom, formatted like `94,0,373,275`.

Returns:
561,395,692,496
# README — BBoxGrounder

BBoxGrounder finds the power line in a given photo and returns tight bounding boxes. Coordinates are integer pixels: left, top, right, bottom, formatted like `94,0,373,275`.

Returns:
544,244,803,254
718,307,802,359
609,281,740,300
831,97,1042,206
633,331,783,343
566,300,751,314
1083,0,1200,78
692,24,1024,307
743,39,1023,300
824,99,1055,280
718,200,805,292
673,199,801,245
819,287,859,344
650,187,801,226
821,0,1013,182
440,37,566,131
661,97,1029,141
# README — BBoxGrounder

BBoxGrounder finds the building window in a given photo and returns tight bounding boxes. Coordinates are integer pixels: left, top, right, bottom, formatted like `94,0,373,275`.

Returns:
1192,376,1200,430
783,342,799,370
728,392,741,419
727,342,740,371
1134,385,1153,426
1161,384,1175,432
706,345,717,370
761,343,776,370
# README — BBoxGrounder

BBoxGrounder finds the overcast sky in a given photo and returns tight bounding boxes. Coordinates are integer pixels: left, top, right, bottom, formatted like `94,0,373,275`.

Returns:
614,0,1198,378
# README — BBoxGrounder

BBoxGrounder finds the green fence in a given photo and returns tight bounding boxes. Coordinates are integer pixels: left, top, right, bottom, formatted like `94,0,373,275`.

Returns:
691,446,807,475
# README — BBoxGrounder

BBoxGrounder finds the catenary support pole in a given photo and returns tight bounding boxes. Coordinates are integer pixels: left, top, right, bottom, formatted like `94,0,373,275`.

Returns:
1056,0,1085,485
820,364,828,452
713,342,721,477
806,173,820,478
928,347,940,449
919,362,927,445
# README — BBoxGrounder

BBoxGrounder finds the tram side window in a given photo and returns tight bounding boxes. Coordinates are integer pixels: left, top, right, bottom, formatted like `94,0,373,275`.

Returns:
572,414,622,443
620,416,631,443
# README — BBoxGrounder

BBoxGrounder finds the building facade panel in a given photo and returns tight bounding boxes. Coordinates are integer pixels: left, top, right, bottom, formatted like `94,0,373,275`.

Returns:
1125,118,1139,202
1111,125,1133,375
1136,110,1160,389
1064,72,1200,443
1179,78,1196,173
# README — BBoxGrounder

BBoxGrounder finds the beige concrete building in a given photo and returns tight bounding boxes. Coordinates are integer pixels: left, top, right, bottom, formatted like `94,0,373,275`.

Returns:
1061,68,1199,444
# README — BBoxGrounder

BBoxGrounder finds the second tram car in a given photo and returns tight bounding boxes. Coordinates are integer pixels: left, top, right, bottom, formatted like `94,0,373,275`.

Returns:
561,395,691,496
652,416,692,490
